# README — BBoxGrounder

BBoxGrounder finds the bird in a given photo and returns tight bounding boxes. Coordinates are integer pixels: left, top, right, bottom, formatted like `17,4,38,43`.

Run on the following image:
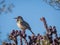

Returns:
14,16,34,35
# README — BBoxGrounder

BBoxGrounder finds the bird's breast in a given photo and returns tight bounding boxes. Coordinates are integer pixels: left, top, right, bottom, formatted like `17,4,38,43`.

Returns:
17,22,27,30
17,23,22,28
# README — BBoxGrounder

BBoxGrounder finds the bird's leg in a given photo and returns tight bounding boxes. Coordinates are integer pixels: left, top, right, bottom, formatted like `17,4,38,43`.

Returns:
21,30,26,37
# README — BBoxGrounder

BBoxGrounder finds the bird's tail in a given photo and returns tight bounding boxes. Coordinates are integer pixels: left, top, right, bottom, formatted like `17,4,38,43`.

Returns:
29,29,35,35
28,27,35,35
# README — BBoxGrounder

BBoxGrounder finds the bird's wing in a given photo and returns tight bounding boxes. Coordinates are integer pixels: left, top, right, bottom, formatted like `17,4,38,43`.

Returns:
21,21,35,35
21,21,31,30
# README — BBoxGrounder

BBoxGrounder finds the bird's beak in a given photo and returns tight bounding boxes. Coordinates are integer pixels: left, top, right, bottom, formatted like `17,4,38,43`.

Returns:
14,17,17,19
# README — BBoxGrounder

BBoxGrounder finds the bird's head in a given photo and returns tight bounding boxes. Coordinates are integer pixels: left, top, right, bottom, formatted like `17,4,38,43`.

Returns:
14,16,23,22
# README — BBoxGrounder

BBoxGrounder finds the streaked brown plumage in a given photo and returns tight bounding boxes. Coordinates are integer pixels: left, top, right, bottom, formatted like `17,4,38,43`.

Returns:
14,16,34,35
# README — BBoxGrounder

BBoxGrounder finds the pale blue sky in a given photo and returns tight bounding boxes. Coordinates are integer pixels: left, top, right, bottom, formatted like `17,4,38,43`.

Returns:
0,0,60,44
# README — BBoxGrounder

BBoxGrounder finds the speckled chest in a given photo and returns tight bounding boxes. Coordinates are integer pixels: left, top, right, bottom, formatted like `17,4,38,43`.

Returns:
17,22,27,30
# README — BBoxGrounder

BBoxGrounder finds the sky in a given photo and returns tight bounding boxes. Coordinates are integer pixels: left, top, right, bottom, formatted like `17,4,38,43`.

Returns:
0,0,60,44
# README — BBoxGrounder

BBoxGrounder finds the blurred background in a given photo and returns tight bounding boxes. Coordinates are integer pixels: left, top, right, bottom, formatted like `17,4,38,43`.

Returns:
0,0,60,45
